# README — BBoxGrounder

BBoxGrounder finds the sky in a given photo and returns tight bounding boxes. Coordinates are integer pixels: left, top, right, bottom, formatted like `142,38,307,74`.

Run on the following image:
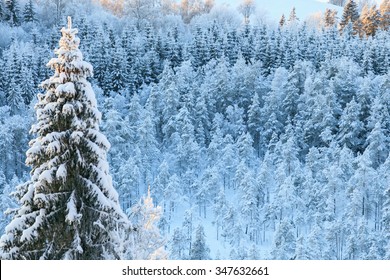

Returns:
215,0,343,23
214,0,384,23
216,0,384,5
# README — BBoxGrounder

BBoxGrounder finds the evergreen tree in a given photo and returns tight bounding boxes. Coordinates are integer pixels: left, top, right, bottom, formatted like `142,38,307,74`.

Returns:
248,92,262,156
271,218,296,259
0,173,18,235
190,224,210,260
4,0,20,26
169,227,188,259
0,1,4,21
366,122,388,168
107,47,128,93
0,107,13,178
0,18,129,260
295,235,309,259
191,27,209,68
23,0,36,22
288,7,299,23
213,188,227,240
6,76,24,114
19,65,35,104
383,185,390,259
361,4,381,37
153,160,170,205
337,98,364,151
339,0,360,32
164,174,181,227
379,0,390,30
279,14,286,27
324,8,338,27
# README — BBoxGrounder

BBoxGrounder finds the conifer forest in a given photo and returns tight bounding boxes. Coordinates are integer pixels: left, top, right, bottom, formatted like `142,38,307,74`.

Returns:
0,0,390,260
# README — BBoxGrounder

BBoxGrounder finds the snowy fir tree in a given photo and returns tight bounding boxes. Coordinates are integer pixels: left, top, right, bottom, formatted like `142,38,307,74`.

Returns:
190,224,210,260
339,0,360,32
0,17,130,260
23,0,36,23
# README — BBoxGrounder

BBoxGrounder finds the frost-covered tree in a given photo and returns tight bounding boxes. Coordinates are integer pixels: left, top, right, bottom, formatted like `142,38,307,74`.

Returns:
4,0,20,26
0,173,18,235
361,4,381,36
248,92,262,156
124,0,159,27
337,98,364,151
107,46,128,93
279,14,286,27
383,184,390,259
270,218,296,260
190,224,210,260
238,0,255,24
324,8,338,27
288,7,299,23
339,0,360,32
379,0,390,30
128,187,167,260
0,18,129,260
23,0,36,23
169,227,188,259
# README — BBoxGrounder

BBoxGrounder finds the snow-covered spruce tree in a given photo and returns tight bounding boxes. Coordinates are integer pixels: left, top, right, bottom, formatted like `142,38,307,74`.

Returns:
190,224,210,260
339,0,360,32
0,17,130,260
23,0,36,23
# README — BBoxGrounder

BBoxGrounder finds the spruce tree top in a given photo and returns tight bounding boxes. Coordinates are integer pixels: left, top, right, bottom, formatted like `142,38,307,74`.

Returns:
340,0,359,29
0,17,129,260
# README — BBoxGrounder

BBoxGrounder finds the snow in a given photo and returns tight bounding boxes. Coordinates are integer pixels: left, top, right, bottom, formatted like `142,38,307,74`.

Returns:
88,128,111,149
82,82,99,109
56,82,76,96
26,141,42,160
56,164,67,181
66,192,82,224
43,102,57,114
81,176,125,217
33,193,48,206
70,131,84,144
20,184,35,206
4,215,27,234
62,104,74,115
46,140,61,155
20,209,46,242
38,169,54,184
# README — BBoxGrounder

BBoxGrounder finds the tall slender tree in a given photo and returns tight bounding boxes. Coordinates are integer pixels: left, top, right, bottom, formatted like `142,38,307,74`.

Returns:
379,0,390,30
23,0,36,22
339,0,360,32
4,0,20,26
190,224,210,260
324,8,338,27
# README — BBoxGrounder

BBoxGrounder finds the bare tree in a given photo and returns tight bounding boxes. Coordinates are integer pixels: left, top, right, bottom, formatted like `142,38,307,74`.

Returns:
124,0,158,26
238,0,256,24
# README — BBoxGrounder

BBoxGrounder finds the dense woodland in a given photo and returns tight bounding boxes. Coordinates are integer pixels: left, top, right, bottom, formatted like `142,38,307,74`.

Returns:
0,0,390,259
